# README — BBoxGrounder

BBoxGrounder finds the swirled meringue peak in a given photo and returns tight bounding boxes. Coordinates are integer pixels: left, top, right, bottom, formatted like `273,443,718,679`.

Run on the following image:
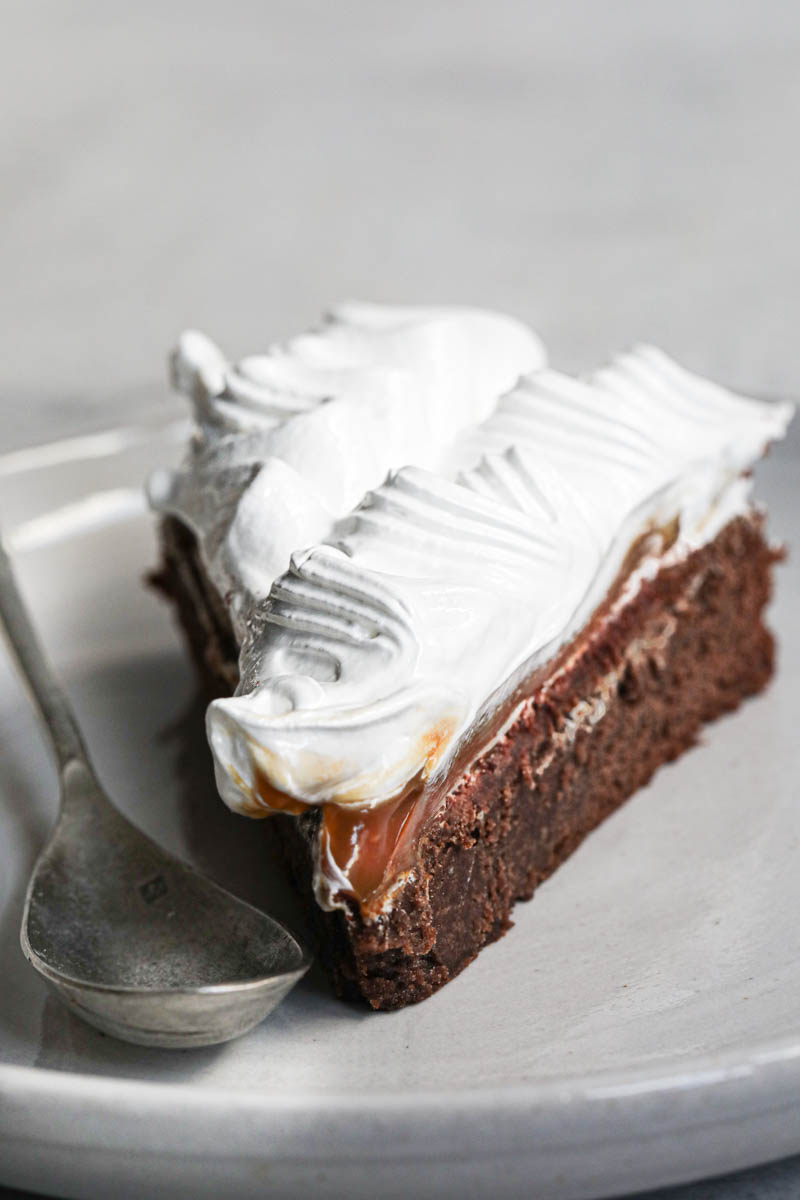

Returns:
148,303,544,633
204,343,792,830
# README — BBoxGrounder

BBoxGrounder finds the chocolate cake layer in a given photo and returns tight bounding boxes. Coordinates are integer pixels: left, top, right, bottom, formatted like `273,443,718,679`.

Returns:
152,512,780,1011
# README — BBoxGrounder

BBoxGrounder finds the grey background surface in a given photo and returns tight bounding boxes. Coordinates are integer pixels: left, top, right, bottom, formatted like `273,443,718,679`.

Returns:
1,1,798,1197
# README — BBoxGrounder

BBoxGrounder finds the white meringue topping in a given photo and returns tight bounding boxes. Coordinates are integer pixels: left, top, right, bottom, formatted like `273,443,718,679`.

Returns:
148,306,793,851
148,302,545,633
204,349,792,819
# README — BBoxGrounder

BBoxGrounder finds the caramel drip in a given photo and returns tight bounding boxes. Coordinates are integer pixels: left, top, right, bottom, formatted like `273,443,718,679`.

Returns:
320,790,421,905
252,767,310,817
252,763,423,907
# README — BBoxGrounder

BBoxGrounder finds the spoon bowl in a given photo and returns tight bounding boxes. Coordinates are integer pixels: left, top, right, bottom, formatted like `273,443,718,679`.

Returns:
21,761,310,1048
2,536,310,1048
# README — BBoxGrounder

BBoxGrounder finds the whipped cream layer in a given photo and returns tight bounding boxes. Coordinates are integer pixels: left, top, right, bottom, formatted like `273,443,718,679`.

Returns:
148,302,544,636
205,345,792,820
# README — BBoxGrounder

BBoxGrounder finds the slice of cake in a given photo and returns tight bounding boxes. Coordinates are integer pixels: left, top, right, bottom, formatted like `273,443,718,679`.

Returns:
149,303,793,1010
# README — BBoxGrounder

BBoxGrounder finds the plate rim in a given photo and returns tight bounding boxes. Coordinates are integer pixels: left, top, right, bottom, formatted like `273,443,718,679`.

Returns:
4,1023,800,1108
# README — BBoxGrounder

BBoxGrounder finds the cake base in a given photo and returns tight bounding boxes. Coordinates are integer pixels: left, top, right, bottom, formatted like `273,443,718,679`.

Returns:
151,513,780,1011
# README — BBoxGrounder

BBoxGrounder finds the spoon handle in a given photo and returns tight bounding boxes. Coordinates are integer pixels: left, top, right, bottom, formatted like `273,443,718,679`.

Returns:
0,534,88,772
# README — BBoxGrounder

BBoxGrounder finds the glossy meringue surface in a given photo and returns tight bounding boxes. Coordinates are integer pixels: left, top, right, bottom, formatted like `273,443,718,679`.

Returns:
149,307,792,834
148,302,545,632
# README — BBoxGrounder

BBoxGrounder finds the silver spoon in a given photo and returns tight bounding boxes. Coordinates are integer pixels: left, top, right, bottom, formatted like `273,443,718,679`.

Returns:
0,535,310,1048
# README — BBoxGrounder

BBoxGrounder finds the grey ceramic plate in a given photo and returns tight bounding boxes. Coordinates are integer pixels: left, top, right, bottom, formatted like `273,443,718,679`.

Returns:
0,416,798,1200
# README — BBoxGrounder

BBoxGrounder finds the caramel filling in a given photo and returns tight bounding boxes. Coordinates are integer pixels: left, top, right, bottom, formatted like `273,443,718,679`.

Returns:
252,768,308,817
320,789,421,905
252,765,422,907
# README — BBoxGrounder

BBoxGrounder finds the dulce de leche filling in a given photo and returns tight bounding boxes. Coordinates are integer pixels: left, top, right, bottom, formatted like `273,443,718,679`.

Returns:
252,764,426,909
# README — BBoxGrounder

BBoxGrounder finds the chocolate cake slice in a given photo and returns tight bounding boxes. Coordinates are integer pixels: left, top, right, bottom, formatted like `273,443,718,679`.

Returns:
148,303,793,1010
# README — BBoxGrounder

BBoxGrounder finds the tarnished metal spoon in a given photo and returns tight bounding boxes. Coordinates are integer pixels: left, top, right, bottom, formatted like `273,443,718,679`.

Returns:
0,535,310,1048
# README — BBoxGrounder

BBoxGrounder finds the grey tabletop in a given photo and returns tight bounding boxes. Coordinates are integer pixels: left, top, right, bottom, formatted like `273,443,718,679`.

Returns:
2,1,799,1197
0,1161,795,1200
